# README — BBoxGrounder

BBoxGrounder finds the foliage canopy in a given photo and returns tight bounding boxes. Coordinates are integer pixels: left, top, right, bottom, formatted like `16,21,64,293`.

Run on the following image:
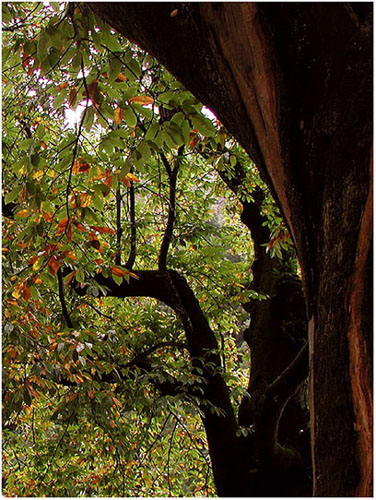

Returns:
2,3,301,496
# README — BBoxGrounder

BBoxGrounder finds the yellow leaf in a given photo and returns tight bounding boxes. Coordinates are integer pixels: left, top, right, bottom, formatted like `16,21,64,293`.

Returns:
32,255,44,271
121,172,139,187
80,192,92,208
113,106,124,124
125,172,139,183
73,374,84,384
128,96,154,106
33,170,44,182
12,287,21,299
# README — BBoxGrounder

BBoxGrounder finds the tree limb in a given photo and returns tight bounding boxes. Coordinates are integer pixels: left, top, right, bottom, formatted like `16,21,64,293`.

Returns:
158,149,182,270
125,179,136,269
115,185,123,266
257,343,309,469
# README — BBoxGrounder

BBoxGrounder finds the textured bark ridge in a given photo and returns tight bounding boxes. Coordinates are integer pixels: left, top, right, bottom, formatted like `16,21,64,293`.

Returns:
89,3,373,496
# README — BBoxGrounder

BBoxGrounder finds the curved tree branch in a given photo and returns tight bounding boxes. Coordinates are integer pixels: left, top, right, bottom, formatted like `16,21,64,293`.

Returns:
158,149,183,270
257,342,309,469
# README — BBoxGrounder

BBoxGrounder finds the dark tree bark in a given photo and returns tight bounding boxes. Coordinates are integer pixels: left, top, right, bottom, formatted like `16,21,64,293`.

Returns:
88,3,373,496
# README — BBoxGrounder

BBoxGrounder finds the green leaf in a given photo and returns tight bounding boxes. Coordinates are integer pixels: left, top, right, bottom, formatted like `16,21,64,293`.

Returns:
37,32,49,62
83,106,95,131
122,105,137,128
164,122,184,147
112,274,123,286
191,114,216,137
36,125,46,139
5,186,22,204
108,56,123,83
54,90,67,109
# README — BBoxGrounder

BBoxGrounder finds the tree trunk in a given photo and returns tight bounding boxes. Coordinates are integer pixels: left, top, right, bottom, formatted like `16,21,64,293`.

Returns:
89,3,373,496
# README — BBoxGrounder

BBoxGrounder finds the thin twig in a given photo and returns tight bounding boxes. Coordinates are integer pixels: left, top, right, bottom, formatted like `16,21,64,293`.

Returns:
167,420,178,497
39,422,70,484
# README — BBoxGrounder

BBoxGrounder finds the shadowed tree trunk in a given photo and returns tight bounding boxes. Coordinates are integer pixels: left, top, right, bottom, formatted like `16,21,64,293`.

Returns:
88,3,373,496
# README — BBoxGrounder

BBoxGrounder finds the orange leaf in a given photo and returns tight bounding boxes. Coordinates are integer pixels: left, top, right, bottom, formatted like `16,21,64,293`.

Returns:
72,158,91,174
121,172,139,187
64,270,78,285
170,8,179,17
40,140,47,149
90,166,107,181
62,250,77,260
16,209,29,217
104,173,113,188
69,86,78,107
128,95,154,106
56,217,70,234
80,192,92,208
89,232,102,252
73,221,86,232
114,106,124,124
86,80,98,102
112,396,122,408
56,82,69,91
115,73,127,82
22,283,31,300
110,266,126,277
126,172,139,182
73,374,84,384
48,256,62,275
42,211,53,222
89,225,116,234
189,129,200,148
128,271,139,280
28,255,39,265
